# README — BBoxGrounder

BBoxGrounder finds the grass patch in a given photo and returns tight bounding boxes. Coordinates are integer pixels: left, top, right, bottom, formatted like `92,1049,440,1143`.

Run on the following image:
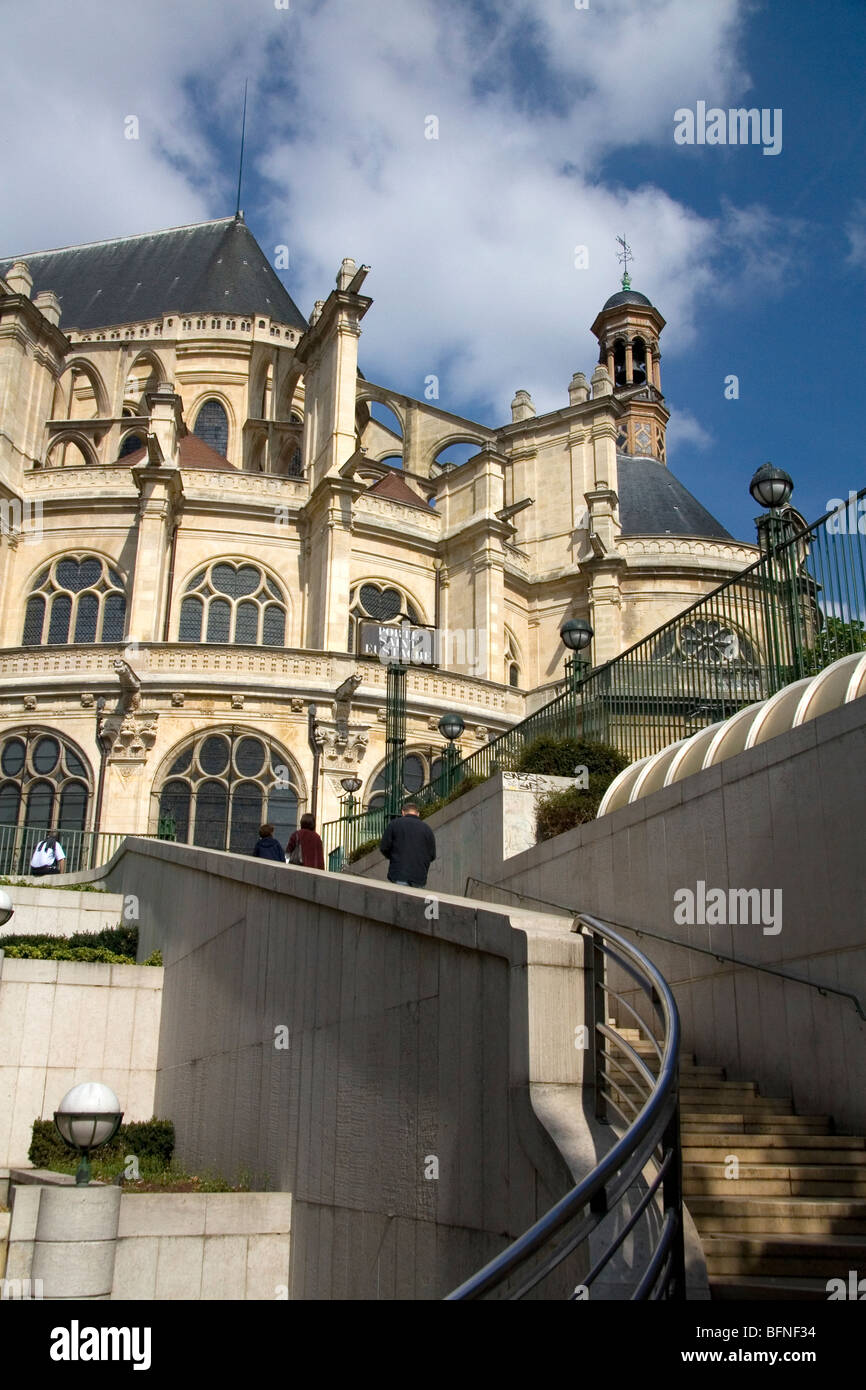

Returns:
0,877,107,892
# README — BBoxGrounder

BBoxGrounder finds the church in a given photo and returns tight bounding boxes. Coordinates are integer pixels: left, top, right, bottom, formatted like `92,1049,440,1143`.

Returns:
0,213,758,863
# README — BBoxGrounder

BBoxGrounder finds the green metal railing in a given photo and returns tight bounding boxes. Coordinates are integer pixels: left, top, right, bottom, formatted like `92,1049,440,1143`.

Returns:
0,827,164,877
323,488,866,866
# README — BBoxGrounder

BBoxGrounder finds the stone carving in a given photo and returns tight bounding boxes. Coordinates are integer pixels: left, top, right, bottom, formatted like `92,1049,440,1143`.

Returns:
24,694,36,711
112,658,141,712
171,692,185,707
80,693,95,708
98,710,158,762
231,694,244,709
312,671,369,767
96,657,157,764
290,697,304,712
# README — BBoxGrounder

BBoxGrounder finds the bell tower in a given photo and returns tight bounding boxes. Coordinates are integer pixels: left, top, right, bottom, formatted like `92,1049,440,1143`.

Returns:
590,240,669,463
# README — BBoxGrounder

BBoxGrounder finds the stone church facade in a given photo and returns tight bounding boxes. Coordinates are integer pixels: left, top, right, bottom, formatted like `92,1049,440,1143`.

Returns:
0,214,756,861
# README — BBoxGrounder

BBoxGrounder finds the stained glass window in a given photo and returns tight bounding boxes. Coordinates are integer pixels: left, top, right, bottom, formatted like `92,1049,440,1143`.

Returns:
193,400,229,457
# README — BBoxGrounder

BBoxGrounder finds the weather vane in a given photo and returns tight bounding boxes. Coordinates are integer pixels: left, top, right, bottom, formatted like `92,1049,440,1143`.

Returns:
616,235,633,290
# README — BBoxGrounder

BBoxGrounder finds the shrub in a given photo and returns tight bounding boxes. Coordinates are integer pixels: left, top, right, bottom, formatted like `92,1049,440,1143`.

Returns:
1,943,135,963
517,736,628,781
0,924,148,965
536,782,607,841
28,1117,175,1170
345,836,380,864
529,740,630,841
418,772,485,819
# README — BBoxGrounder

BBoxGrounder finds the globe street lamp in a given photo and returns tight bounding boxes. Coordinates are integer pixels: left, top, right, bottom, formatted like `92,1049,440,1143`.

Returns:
560,618,594,741
561,617,594,680
749,465,802,685
438,712,465,797
750,463,794,553
340,775,362,817
0,888,14,926
54,1082,123,1186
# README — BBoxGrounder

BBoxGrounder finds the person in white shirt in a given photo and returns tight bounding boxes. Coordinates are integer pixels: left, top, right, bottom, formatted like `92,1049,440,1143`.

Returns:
30,831,66,876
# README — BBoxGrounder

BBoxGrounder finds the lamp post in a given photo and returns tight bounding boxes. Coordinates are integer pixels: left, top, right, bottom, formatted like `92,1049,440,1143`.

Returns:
340,776,362,818
438,711,464,797
750,463,794,553
749,463,801,689
339,776,363,861
0,888,13,926
54,1082,123,1186
560,618,594,740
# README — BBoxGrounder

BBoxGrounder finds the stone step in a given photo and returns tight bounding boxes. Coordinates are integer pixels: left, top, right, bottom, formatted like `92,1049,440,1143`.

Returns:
685,1174,866,1198
684,1105,797,1119
709,1274,834,1301
682,1131,864,1150
695,1213,866,1236
702,1233,866,1278
683,1116,832,1133
684,1145,866,1166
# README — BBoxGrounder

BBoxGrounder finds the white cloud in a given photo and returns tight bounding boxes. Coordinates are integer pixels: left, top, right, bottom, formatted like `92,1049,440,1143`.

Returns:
845,201,866,268
665,408,714,457
0,0,800,424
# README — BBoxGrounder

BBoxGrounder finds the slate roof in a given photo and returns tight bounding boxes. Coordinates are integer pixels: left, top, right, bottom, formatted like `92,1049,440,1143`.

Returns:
0,216,307,333
602,288,654,311
113,433,235,471
617,455,732,539
366,470,432,510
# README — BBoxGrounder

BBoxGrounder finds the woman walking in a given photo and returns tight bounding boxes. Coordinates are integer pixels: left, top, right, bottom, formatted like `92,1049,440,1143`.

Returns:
285,813,325,870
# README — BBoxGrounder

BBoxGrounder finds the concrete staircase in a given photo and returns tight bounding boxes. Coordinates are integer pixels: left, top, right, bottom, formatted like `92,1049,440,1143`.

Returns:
610,1027,866,1300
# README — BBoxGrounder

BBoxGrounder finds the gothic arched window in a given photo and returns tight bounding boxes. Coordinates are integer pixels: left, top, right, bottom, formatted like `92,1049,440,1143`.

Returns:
348,582,422,654
156,732,302,853
193,399,229,457
504,630,522,688
0,730,92,874
22,556,126,646
178,561,287,646
118,432,145,459
364,748,444,811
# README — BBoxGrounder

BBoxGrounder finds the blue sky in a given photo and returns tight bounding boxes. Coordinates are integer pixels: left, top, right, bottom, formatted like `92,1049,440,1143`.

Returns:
2,0,864,543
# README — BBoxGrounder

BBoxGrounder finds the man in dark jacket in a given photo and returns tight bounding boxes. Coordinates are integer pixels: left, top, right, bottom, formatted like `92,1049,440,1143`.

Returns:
379,802,436,887
252,824,285,862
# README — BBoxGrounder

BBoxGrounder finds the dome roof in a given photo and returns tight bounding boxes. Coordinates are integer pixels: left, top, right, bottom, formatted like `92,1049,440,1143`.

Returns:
602,288,653,311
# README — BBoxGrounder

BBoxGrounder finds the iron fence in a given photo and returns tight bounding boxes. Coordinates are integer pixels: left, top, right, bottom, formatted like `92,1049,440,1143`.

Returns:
0,827,163,877
323,488,866,863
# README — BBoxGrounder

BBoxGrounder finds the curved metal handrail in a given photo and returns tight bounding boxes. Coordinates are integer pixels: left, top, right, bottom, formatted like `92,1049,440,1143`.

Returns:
445,911,684,1301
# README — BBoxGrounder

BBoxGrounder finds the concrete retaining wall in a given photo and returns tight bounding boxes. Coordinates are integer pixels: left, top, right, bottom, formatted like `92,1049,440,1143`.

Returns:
2,1181,291,1300
0,887,125,939
101,838,588,1300
0,957,162,1168
495,696,866,1133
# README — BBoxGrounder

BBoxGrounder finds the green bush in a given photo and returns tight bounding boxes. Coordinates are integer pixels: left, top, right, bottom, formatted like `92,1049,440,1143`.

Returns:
517,736,629,781
142,950,163,966
28,1117,175,1170
527,739,630,841
418,772,485,819
0,924,150,965
535,781,607,840
1,943,136,963
345,836,380,864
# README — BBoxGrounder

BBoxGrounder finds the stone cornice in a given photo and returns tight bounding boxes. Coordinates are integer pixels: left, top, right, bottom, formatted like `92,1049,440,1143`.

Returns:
617,536,758,568
0,642,525,724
